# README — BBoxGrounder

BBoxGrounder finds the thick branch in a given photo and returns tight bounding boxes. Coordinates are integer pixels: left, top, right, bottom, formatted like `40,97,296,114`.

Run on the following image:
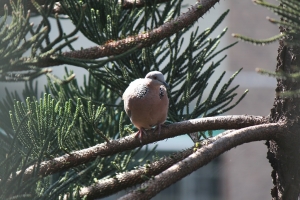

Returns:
119,123,284,200
79,129,238,199
79,148,194,199
11,115,267,182
25,0,222,68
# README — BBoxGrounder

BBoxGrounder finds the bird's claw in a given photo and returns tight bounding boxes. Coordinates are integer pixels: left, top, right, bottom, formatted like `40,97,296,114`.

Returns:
135,128,147,143
153,123,167,135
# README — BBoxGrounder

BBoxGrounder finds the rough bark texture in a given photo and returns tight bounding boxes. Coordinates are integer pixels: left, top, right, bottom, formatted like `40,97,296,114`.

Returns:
15,115,265,182
120,124,281,200
268,36,300,199
79,148,194,199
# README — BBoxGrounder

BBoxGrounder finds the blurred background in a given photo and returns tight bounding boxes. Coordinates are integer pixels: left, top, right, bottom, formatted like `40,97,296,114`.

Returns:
0,0,279,199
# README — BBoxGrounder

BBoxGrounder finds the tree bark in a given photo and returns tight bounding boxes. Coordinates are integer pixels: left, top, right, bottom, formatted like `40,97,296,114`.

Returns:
10,115,265,182
268,37,300,199
120,123,282,200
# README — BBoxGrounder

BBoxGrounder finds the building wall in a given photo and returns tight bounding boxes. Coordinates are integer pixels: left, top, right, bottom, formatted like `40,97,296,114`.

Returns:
221,0,279,199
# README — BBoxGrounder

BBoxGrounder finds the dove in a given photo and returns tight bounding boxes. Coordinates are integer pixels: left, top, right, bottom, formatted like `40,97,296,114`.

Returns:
122,71,169,142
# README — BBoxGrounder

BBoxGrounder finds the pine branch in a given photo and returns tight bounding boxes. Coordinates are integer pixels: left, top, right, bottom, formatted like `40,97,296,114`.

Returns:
18,0,222,68
79,147,194,199
0,0,85,81
55,0,173,14
8,115,267,182
0,0,172,16
0,68,52,82
232,0,300,46
232,33,284,45
119,123,284,200
121,0,171,9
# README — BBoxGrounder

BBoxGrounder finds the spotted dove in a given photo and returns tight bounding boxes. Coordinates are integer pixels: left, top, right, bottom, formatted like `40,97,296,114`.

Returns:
122,71,169,142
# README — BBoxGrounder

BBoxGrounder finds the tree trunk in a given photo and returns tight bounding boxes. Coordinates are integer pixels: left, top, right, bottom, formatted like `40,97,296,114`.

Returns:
268,38,300,199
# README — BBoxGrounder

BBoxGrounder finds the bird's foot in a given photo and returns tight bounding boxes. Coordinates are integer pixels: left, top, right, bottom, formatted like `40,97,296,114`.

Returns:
153,123,167,135
135,128,147,143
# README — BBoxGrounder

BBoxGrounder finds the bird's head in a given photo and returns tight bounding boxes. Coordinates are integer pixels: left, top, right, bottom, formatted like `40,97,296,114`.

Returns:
145,71,169,89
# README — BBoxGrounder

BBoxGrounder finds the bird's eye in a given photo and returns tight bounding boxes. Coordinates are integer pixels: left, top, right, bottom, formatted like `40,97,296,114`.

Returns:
154,76,157,79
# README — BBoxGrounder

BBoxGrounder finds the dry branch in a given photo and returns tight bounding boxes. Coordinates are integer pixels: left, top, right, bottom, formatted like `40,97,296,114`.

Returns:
119,123,284,199
8,115,266,182
79,148,194,199
22,0,222,68
79,130,241,199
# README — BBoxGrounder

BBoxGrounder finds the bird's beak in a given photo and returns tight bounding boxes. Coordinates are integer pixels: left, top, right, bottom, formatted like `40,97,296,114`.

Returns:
163,81,170,89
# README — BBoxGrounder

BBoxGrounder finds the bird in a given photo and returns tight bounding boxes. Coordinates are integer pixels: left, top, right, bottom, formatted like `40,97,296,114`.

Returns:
122,71,169,142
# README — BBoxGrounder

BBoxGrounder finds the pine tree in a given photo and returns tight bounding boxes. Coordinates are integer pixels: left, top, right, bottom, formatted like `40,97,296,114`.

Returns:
0,0,299,199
